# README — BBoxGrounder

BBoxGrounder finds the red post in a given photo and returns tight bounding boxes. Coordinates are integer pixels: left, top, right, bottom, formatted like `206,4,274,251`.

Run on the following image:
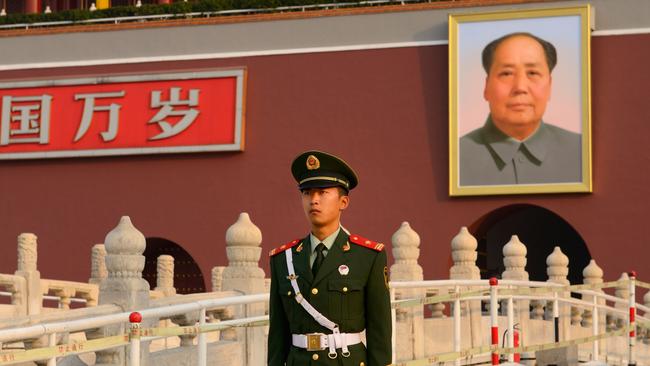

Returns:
489,277,499,366
513,328,520,362
628,271,637,366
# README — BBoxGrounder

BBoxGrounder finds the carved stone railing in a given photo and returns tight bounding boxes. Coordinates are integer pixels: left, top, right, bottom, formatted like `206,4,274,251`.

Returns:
41,279,99,309
0,274,27,317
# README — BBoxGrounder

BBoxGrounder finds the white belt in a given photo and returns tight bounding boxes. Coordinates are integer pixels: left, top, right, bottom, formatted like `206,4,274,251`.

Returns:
292,331,364,355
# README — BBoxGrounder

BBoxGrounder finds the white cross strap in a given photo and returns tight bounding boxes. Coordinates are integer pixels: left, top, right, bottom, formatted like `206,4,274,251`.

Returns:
285,248,352,357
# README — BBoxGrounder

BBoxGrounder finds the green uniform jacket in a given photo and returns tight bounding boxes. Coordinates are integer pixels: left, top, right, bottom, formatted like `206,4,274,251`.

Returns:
268,230,392,366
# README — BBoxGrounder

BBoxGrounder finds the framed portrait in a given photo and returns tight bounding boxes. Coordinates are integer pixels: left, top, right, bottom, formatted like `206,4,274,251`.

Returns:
448,5,592,196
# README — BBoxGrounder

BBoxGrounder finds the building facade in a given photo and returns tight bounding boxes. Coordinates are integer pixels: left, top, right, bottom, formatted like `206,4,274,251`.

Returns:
1,0,649,293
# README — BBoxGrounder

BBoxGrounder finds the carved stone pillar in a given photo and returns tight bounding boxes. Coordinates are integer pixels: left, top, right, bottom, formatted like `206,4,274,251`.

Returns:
89,244,107,286
391,222,424,360
449,227,482,348
546,246,570,340
222,213,265,366
15,233,42,316
501,235,530,349
155,255,176,297
96,216,150,366
615,273,630,330
211,266,225,292
581,260,604,335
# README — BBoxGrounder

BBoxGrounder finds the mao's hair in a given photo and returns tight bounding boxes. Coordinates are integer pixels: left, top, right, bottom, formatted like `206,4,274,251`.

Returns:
482,32,557,73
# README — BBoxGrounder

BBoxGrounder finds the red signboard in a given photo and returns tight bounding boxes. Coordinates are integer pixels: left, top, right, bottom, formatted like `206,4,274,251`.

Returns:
0,70,245,159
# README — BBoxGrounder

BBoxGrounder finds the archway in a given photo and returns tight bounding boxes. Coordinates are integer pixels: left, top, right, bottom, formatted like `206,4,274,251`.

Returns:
468,204,590,284
143,237,206,294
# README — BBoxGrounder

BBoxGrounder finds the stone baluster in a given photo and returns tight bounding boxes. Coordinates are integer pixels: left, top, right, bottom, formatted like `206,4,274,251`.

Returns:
52,287,75,310
154,255,176,297
211,266,225,292
449,227,482,348
221,213,266,366
427,289,446,318
15,233,42,316
96,216,150,366
581,260,604,329
501,235,530,349
391,222,424,360
614,273,630,330
530,299,545,320
546,246,570,340
89,244,107,286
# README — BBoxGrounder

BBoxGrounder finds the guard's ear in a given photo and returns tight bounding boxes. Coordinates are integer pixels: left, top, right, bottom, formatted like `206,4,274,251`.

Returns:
339,195,349,211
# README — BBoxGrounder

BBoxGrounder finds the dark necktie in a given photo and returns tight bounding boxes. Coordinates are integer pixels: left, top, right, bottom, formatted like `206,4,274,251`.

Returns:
312,243,326,277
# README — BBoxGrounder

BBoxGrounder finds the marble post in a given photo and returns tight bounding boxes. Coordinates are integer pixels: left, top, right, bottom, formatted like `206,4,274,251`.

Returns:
449,227,483,348
391,222,424,360
221,213,265,366
96,216,150,366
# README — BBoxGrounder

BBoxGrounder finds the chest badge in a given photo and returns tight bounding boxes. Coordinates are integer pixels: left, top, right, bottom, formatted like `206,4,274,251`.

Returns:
338,265,350,276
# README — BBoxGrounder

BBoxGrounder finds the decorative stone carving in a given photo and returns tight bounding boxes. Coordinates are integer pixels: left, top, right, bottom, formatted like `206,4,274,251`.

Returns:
391,222,424,361
89,244,107,285
546,246,570,340
449,227,479,280
581,260,604,328
449,227,482,348
15,233,41,316
212,266,225,292
97,216,150,366
391,222,423,281
221,213,266,366
502,236,528,281
615,272,630,329
17,233,38,272
501,235,530,351
155,255,176,297
223,213,264,282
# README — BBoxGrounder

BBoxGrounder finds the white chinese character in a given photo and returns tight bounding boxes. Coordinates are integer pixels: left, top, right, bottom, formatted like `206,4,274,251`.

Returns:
148,87,200,140
74,91,125,142
1,95,52,146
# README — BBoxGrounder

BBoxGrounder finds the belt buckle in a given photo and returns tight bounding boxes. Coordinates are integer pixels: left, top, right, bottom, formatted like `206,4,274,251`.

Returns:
306,333,324,351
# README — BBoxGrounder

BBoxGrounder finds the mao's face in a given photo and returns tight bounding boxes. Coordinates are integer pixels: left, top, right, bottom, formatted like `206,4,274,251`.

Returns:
483,36,552,133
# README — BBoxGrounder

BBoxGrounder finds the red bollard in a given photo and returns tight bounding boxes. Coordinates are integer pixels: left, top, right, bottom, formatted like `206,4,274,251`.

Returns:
513,328,520,362
489,277,499,366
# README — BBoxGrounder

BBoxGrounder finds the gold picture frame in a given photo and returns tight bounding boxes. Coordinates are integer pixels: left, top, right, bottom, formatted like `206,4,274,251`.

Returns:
449,5,592,196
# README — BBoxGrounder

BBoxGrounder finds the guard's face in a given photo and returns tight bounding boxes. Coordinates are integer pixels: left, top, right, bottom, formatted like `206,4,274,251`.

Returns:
301,187,349,229
484,36,552,138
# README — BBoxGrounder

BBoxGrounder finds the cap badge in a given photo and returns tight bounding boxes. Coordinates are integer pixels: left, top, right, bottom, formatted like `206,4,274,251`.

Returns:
306,155,320,170
338,265,350,276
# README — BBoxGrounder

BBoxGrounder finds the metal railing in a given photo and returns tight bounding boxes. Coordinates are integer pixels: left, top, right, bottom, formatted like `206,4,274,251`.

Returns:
1,275,649,366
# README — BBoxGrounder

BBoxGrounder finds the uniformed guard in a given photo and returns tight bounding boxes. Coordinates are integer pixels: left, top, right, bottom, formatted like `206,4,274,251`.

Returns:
268,150,392,366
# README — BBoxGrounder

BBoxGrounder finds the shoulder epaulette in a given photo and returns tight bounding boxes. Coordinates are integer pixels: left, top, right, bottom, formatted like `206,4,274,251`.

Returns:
349,234,385,252
269,239,302,257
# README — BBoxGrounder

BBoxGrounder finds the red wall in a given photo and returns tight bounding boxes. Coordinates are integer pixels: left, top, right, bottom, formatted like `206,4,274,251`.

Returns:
0,33,648,286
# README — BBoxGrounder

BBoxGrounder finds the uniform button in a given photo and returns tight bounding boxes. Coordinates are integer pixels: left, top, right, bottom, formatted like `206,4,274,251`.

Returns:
312,354,319,361
360,362,365,366
343,287,348,292
287,291,292,296
311,288,318,295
